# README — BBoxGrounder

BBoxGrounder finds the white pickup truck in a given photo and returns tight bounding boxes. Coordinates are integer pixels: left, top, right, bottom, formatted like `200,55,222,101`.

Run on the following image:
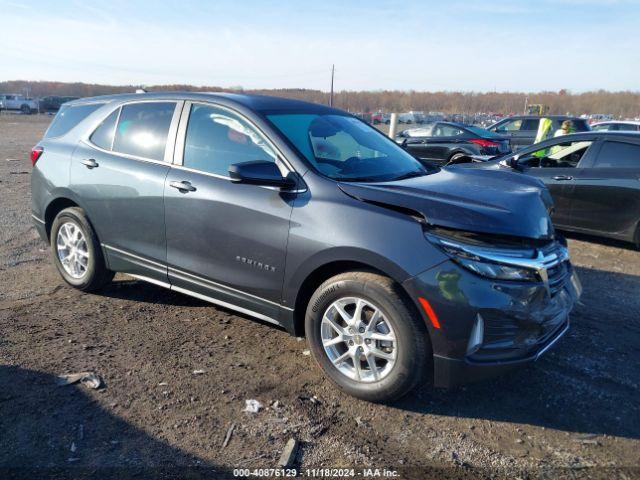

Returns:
0,94,38,114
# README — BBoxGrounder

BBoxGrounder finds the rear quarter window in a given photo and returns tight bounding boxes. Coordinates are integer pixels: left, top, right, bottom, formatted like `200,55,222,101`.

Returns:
44,103,105,138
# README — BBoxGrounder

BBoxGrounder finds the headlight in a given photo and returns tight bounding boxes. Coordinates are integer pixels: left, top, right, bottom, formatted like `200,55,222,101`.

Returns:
427,233,539,282
453,253,537,281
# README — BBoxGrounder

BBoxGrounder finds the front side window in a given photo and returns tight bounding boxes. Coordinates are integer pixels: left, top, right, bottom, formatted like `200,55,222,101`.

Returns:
183,104,277,176
113,102,176,161
518,140,593,168
89,108,119,150
495,119,522,132
268,113,429,182
594,141,640,168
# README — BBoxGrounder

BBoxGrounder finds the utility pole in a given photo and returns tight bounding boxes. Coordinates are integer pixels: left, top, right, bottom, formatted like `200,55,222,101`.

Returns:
329,64,334,107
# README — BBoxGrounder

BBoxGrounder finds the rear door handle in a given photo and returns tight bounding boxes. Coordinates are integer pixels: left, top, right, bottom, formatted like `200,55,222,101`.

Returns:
553,175,573,181
169,180,197,192
81,159,99,169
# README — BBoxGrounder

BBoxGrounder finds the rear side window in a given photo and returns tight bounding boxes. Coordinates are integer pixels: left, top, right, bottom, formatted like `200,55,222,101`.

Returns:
433,124,465,137
617,123,640,132
594,141,640,168
89,108,119,150
112,102,176,161
45,103,105,138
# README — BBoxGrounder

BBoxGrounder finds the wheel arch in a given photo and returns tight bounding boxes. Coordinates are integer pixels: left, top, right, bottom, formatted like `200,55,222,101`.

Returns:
44,196,81,240
288,250,414,337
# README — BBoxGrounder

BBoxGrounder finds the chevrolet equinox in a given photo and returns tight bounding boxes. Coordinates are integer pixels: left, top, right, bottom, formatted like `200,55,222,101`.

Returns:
30,93,582,402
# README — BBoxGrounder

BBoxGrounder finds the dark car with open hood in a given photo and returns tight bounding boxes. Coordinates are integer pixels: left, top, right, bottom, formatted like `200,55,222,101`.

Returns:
31,92,581,402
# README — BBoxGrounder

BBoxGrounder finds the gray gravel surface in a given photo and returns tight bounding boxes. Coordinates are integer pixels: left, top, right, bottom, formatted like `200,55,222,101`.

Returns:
1,115,639,479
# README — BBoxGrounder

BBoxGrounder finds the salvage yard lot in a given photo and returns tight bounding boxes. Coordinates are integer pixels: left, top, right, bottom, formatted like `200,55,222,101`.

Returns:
1,115,639,478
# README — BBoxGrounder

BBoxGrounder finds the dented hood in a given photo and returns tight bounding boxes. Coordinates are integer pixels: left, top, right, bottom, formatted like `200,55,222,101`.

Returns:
338,167,555,240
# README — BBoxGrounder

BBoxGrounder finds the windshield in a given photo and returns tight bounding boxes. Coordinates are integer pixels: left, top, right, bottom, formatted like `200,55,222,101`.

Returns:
267,113,431,182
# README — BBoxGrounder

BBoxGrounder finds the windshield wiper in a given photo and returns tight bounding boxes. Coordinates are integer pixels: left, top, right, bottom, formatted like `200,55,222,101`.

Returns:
390,170,428,181
338,176,385,182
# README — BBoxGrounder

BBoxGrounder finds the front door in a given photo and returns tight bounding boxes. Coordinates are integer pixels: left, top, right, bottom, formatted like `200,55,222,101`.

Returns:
164,102,296,324
569,139,640,238
516,138,597,227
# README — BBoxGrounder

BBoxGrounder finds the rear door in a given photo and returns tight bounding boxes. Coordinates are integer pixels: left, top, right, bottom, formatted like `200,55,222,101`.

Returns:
164,102,296,324
71,101,181,284
568,139,640,239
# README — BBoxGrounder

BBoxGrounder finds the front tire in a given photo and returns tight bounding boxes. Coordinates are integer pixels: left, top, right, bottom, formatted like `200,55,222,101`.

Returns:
305,271,430,402
50,207,114,291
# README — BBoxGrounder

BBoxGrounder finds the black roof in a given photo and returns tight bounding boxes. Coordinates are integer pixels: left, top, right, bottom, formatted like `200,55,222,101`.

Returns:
67,91,339,114
522,130,640,150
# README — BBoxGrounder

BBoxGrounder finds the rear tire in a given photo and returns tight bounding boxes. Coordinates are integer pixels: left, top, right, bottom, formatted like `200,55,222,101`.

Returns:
20,104,31,114
50,207,114,291
305,271,430,403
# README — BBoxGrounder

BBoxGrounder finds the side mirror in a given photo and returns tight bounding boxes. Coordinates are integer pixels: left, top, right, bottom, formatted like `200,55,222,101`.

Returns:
501,154,522,170
228,160,295,189
509,154,524,170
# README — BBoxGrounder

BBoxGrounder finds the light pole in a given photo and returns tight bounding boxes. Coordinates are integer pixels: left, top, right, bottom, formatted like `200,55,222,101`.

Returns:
329,64,334,107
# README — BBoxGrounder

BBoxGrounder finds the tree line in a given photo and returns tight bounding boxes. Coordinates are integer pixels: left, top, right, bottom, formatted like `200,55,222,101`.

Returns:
2,80,639,118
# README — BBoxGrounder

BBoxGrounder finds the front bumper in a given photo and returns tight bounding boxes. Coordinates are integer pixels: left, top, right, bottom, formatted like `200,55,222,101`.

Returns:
403,259,582,388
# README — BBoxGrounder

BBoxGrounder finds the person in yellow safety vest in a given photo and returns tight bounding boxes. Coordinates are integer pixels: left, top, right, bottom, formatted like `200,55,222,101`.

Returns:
533,117,553,157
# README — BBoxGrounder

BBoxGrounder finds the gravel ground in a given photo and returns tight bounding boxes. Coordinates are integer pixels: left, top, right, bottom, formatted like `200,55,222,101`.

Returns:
1,114,639,479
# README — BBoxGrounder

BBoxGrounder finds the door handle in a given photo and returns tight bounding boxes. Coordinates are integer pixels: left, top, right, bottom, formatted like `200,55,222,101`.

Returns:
169,180,197,192
552,175,573,181
81,159,99,169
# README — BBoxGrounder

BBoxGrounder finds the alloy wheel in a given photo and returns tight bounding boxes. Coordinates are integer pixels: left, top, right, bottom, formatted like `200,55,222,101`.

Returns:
320,297,397,383
56,221,90,279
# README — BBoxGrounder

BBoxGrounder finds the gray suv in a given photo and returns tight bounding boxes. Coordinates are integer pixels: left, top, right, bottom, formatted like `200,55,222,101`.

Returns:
488,115,590,150
31,93,581,402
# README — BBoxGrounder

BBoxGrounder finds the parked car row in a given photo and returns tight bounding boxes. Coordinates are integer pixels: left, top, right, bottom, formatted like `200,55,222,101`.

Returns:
0,94,38,114
0,94,79,114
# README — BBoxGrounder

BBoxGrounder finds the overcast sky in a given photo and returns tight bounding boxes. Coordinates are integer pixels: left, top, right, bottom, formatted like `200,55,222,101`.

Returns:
1,0,639,92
